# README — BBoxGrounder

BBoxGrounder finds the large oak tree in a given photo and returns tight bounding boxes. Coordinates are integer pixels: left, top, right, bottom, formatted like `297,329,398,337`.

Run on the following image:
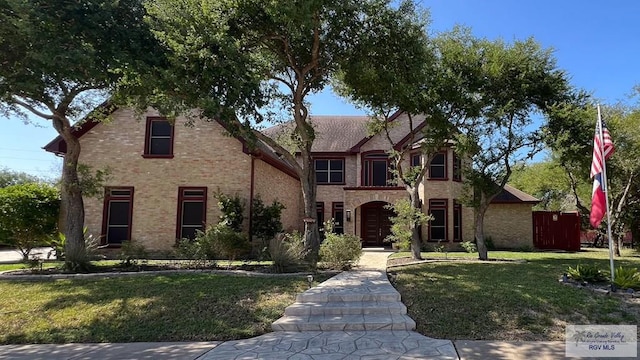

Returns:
130,0,430,258
0,0,165,268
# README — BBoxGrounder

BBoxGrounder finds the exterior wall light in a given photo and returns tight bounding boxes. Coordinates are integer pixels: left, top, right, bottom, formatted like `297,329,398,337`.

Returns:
345,210,351,222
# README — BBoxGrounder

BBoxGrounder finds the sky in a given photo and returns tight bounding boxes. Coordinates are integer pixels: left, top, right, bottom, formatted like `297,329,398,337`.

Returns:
1,0,638,179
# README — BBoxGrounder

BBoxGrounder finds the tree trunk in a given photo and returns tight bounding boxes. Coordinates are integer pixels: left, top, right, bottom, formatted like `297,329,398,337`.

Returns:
300,159,320,263
474,204,489,260
59,129,86,268
409,187,423,260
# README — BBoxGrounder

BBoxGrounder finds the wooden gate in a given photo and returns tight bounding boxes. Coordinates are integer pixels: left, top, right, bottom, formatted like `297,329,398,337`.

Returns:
532,211,581,251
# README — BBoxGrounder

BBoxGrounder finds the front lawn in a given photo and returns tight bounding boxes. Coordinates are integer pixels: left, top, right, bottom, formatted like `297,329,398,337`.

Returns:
390,249,640,341
0,273,325,344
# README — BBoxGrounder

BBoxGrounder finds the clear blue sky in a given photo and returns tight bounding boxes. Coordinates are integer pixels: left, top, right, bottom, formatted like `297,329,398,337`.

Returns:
1,0,638,178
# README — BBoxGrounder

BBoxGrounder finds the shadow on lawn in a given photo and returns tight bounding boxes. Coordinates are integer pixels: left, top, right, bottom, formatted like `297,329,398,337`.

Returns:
391,257,639,341
3,274,308,344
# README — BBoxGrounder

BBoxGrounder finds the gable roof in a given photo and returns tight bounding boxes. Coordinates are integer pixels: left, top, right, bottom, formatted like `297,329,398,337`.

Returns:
43,101,117,155
263,115,371,153
491,185,540,204
42,105,299,179
262,111,425,153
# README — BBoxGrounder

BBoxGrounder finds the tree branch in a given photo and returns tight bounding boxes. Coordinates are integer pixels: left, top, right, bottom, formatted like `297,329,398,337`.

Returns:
11,97,54,120
253,130,303,174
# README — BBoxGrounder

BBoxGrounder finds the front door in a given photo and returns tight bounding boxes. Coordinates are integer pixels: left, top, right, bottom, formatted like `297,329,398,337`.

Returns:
361,202,394,246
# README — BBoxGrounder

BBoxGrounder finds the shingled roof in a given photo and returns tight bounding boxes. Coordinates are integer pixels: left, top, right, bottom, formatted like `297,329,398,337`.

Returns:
492,185,540,204
263,115,371,153
263,112,426,153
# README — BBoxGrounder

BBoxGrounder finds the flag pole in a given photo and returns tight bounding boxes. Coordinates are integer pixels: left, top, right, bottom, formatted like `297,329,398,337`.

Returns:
597,104,616,289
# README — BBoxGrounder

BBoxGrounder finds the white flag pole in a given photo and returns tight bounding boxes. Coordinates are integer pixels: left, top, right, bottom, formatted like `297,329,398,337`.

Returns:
597,104,616,288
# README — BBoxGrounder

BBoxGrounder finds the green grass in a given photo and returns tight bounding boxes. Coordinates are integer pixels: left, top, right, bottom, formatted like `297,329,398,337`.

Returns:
0,273,327,344
0,262,61,272
390,248,640,341
389,248,640,261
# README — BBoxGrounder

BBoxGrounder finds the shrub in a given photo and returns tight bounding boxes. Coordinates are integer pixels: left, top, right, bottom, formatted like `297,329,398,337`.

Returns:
198,223,250,262
48,227,102,262
613,266,640,290
461,241,477,253
0,183,59,261
251,196,285,246
215,192,245,232
119,241,149,269
175,236,211,268
269,232,305,273
566,264,607,283
319,232,362,270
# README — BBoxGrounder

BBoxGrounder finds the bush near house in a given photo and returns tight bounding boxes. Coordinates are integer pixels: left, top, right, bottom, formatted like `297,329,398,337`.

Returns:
0,183,59,260
319,230,362,270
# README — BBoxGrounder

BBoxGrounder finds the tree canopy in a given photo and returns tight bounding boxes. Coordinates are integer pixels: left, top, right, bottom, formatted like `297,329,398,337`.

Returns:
125,0,433,257
0,0,165,268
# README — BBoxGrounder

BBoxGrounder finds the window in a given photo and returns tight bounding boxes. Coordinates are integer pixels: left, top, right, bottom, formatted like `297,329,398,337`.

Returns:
144,117,174,157
363,153,391,186
428,199,447,242
429,152,447,179
411,153,422,167
453,152,462,181
177,187,207,240
315,159,344,184
453,201,462,241
332,202,344,235
102,187,134,245
316,202,325,226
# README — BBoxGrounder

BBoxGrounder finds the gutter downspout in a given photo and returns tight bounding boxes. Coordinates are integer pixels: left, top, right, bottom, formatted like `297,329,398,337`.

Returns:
249,156,255,239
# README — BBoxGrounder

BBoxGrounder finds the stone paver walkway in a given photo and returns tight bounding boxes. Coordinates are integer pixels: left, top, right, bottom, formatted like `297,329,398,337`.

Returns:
201,249,458,359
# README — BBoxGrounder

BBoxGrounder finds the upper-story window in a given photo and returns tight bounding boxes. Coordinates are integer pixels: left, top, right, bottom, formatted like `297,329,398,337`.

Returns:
411,153,422,167
363,153,391,186
143,117,174,158
315,159,344,184
453,152,462,181
428,152,447,179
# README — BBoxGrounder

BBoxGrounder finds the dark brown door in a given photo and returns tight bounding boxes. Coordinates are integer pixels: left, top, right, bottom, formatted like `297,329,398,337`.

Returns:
361,202,394,246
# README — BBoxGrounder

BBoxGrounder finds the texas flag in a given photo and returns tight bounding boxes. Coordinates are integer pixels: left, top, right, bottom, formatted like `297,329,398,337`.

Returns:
589,119,615,228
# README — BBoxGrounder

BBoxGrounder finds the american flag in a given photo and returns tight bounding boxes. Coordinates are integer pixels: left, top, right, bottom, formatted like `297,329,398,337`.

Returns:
590,120,615,178
590,118,615,228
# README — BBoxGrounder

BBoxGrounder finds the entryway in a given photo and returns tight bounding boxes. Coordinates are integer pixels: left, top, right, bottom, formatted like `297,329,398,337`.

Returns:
361,201,394,247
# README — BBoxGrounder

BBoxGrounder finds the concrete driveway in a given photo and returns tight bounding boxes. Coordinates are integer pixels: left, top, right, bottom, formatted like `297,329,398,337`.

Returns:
0,247,53,263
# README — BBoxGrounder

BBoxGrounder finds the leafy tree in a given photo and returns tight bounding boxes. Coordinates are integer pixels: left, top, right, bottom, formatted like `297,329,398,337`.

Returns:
0,168,42,188
0,183,59,260
385,199,430,251
453,35,571,260
509,160,589,211
127,0,430,261
546,93,640,255
544,92,598,228
0,0,165,269
335,9,474,260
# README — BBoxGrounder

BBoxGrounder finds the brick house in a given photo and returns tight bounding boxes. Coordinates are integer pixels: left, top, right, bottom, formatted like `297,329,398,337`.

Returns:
44,107,538,251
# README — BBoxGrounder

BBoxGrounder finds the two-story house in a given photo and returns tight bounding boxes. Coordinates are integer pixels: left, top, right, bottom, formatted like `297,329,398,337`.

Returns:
44,107,538,252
